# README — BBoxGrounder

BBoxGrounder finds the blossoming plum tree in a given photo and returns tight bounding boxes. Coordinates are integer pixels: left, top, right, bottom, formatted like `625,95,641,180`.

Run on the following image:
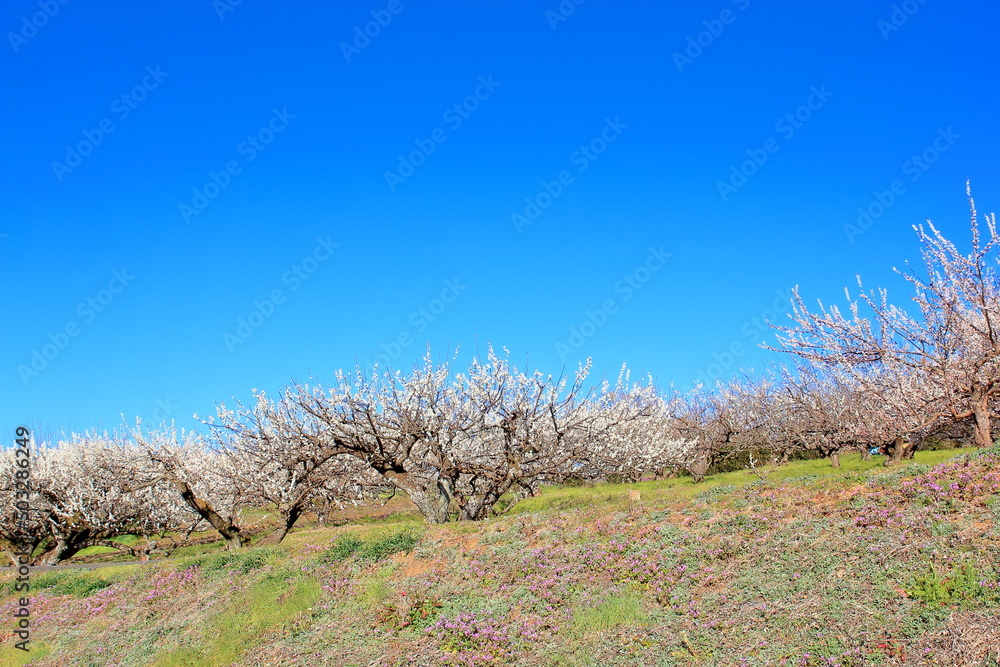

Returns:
772,189,1000,450
131,423,252,551
1,433,196,565
288,347,664,522
200,390,388,545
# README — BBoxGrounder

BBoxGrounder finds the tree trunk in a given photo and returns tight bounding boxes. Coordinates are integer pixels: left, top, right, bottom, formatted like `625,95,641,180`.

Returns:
829,451,840,468
409,488,452,523
39,532,90,566
687,452,713,484
39,540,72,566
860,447,871,461
883,437,907,467
257,505,303,546
381,470,453,523
971,391,992,448
169,478,248,550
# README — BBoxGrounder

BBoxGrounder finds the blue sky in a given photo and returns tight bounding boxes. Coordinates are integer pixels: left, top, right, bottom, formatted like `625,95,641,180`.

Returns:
2,0,998,440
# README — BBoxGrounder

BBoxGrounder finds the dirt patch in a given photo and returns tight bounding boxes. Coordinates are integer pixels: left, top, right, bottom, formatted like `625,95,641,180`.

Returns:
399,554,433,578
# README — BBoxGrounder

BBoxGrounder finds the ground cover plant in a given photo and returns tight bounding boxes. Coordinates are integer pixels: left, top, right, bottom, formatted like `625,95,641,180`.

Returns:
2,445,997,666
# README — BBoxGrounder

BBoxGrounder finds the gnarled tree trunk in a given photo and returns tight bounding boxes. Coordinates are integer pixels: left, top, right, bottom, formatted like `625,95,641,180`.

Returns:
687,451,713,484
380,469,454,524
257,505,303,546
37,528,93,566
169,477,248,551
883,436,917,467
970,389,992,448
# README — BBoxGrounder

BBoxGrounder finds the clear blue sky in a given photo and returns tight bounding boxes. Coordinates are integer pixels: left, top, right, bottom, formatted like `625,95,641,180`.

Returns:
2,0,998,440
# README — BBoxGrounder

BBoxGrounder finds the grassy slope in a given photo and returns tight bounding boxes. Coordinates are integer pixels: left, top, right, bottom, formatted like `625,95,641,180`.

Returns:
2,447,998,667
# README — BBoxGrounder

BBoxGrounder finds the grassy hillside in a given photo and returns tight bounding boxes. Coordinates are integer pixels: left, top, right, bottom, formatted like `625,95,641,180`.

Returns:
2,447,999,667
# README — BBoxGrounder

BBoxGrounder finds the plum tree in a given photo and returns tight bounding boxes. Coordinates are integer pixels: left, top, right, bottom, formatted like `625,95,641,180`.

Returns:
773,188,1000,450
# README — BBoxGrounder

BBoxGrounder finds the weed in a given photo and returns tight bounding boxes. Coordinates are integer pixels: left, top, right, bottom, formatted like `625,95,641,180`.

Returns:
26,570,116,597
319,529,420,565
318,534,364,563
358,567,396,609
784,473,820,485
929,520,957,536
721,514,764,534
694,484,736,502
184,546,279,575
358,531,419,561
572,595,647,633
152,573,320,666
405,596,443,630
908,563,1000,606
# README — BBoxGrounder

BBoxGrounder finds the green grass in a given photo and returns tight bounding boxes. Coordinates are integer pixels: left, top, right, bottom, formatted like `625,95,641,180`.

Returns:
0,641,52,666
0,569,121,598
348,510,424,526
319,534,364,563
164,539,228,559
572,595,648,633
150,572,320,667
72,533,146,558
318,528,421,564
355,564,398,609
181,546,281,575
511,448,969,514
72,531,231,562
